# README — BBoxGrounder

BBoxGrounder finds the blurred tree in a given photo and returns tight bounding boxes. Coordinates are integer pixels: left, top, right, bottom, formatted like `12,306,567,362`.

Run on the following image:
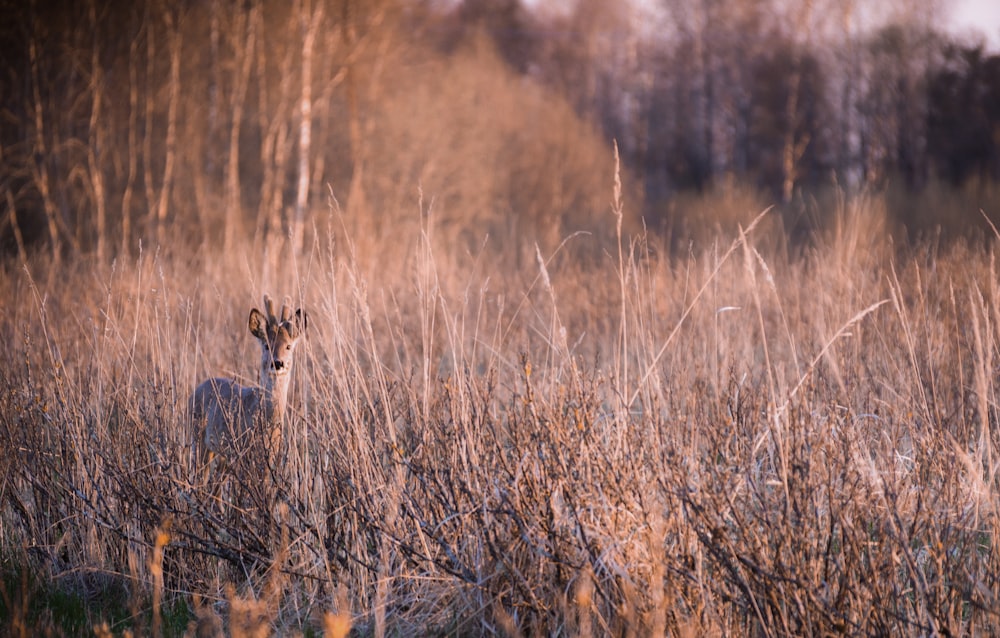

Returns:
454,0,538,73
157,2,184,248
747,43,827,201
858,21,939,188
927,44,1000,185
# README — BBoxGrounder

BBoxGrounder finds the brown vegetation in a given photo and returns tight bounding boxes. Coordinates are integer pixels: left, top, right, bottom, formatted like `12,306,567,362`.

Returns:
2,186,1000,634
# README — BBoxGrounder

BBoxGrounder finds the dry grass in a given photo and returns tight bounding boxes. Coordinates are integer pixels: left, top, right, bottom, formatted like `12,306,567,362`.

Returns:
2,187,1000,636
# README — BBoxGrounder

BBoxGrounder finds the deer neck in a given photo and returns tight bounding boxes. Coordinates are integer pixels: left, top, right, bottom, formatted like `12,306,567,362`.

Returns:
259,371,292,424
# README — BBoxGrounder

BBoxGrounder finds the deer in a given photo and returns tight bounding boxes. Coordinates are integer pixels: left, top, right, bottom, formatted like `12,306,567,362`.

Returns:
190,294,307,480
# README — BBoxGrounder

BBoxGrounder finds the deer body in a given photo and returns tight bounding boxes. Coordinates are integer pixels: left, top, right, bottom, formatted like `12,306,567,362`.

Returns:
191,295,307,473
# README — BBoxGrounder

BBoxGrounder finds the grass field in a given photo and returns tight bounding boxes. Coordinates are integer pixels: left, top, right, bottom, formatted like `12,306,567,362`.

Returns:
2,183,1000,636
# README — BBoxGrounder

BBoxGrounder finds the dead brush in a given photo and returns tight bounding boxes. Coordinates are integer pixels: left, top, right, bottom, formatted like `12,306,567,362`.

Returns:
3,192,1000,634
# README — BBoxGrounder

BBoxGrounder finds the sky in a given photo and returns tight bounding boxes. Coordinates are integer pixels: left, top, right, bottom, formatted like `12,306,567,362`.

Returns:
516,0,1000,50
944,0,1000,48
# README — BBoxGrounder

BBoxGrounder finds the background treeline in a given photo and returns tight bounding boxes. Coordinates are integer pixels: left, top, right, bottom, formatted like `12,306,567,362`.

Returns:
2,0,1000,262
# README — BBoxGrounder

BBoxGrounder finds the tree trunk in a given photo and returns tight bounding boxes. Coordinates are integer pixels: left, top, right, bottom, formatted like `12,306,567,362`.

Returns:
27,14,61,263
120,8,142,258
155,5,181,246
342,0,367,220
292,0,322,256
87,0,107,261
223,1,258,253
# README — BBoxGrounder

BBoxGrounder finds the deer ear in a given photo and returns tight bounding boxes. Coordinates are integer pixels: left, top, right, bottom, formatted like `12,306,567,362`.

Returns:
295,308,308,334
249,308,267,339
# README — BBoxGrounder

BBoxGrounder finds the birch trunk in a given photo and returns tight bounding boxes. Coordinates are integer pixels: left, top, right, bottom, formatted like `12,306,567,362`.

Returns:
292,0,322,256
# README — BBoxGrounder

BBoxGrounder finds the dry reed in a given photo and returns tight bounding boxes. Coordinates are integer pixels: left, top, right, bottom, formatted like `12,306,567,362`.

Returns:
1,189,999,635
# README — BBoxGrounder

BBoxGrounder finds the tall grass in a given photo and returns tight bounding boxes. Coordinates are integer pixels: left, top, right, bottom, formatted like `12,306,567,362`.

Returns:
2,185,1000,635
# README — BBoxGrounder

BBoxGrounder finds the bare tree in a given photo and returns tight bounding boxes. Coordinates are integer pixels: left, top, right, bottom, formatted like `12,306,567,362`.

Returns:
86,0,107,260
257,5,295,258
27,1,62,262
120,6,143,257
779,0,815,202
292,0,323,256
341,0,367,219
150,3,182,246
223,1,259,253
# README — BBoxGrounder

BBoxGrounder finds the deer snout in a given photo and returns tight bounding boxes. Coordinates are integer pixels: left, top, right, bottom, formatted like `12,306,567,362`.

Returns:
272,359,285,371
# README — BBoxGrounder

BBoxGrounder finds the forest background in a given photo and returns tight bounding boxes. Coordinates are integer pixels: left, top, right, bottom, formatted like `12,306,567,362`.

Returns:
3,0,1000,259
